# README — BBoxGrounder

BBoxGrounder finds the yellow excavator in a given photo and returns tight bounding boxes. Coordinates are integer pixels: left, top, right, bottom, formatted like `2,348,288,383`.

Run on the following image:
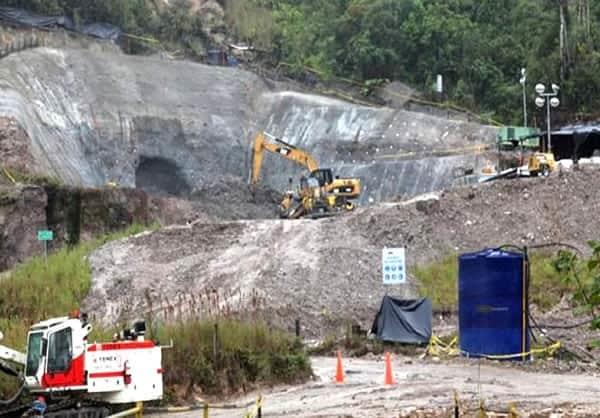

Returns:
251,131,361,219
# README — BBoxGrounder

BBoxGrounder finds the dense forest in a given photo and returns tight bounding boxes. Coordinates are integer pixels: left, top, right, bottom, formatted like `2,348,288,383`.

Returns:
232,0,600,124
3,0,600,124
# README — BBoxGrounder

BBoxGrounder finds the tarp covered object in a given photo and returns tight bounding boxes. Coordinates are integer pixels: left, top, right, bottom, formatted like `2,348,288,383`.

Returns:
370,296,432,344
80,23,121,41
0,7,74,30
0,7,122,40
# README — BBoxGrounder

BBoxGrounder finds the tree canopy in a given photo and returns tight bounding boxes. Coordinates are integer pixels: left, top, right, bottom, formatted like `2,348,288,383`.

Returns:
232,0,600,124
4,0,600,124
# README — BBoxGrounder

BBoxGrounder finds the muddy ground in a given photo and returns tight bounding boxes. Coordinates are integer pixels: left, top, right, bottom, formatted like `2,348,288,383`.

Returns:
85,166,600,338
148,356,600,418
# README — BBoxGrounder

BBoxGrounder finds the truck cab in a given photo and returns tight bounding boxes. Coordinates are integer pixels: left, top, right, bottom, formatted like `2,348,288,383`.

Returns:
25,315,90,391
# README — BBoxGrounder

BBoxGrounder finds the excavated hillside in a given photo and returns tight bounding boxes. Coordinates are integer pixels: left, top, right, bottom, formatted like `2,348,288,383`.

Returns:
84,167,600,336
0,47,497,206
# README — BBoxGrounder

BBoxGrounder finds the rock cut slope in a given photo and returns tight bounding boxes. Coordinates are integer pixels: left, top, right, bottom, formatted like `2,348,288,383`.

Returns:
84,167,600,335
0,47,497,204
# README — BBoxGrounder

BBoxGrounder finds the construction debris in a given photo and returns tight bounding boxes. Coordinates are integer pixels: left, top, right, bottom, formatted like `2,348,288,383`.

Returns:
84,167,600,337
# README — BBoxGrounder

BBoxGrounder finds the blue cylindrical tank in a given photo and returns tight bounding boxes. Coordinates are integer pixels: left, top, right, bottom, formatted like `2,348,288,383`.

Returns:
458,249,529,359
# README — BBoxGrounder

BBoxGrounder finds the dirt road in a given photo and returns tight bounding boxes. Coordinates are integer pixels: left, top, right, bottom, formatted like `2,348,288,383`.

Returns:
151,356,600,417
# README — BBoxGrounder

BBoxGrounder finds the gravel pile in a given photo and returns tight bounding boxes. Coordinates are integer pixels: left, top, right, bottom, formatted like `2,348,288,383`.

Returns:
84,166,600,337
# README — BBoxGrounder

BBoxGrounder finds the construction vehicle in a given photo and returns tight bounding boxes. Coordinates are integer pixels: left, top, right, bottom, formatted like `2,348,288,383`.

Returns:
527,152,556,176
0,311,165,417
251,131,361,219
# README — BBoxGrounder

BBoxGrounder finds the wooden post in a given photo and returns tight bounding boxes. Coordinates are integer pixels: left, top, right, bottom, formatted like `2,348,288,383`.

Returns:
203,403,209,418
213,322,219,368
295,319,300,338
257,395,262,418
453,391,459,418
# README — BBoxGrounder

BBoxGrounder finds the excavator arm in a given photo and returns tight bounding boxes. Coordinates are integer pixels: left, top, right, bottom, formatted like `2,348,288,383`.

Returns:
251,132,320,185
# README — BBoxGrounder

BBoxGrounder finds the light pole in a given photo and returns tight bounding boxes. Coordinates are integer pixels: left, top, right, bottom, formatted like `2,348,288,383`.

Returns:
535,83,560,152
519,68,527,127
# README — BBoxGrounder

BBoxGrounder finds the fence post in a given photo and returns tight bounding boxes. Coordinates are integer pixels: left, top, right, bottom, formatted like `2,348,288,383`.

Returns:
453,391,459,418
203,403,209,418
295,319,300,338
213,322,219,368
478,399,486,418
257,395,262,418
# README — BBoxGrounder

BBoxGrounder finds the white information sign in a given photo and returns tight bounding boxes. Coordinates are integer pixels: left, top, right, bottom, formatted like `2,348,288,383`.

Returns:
382,247,406,285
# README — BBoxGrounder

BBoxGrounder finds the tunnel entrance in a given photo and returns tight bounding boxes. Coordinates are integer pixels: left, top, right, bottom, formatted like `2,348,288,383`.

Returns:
135,156,191,197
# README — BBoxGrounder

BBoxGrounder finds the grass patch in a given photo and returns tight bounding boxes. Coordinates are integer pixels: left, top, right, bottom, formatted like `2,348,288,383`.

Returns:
0,166,60,187
159,320,311,401
0,223,152,323
411,254,458,311
411,252,577,312
528,252,577,310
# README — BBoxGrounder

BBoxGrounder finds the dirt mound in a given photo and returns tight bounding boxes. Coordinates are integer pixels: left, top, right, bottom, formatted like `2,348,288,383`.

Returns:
85,166,600,336
190,175,281,220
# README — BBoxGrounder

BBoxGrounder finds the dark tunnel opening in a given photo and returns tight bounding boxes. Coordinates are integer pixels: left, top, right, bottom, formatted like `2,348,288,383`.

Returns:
135,156,191,197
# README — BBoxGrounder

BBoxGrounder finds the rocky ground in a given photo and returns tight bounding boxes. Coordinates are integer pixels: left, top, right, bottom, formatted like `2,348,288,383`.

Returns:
149,356,600,418
84,166,600,338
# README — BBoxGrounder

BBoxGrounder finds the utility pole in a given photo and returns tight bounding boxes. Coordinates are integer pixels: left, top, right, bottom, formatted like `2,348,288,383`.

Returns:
519,68,527,127
535,83,560,152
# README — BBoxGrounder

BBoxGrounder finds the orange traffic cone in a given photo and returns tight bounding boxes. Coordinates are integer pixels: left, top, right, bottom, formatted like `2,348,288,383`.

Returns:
384,351,396,386
334,350,345,384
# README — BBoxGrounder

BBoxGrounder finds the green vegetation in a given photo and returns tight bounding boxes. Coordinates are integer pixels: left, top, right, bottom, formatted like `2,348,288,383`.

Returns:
412,254,458,311
411,251,579,312
0,223,150,325
160,320,311,399
0,223,311,399
0,166,60,188
8,1,600,121
1,0,206,52
229,0,600,123
553,241,600,329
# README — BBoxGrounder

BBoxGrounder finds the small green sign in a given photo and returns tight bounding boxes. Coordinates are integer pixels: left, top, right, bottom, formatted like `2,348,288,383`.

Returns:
37,230,54,241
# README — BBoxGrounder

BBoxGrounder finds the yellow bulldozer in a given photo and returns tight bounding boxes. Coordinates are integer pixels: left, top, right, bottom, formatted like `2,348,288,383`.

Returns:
251,132,361,219
527,152,556,177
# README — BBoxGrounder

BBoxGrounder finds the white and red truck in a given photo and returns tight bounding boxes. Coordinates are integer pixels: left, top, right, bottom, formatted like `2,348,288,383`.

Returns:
0,311,167,417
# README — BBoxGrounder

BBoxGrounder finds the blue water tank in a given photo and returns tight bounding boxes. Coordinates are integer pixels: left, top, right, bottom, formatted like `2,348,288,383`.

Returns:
458,249,529,359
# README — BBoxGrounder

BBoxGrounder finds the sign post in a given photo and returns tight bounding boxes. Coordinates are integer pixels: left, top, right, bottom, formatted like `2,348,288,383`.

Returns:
37,230,54,265
382,247,407,287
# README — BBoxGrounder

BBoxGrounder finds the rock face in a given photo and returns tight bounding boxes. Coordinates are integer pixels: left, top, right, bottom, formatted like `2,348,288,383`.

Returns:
256,91,497,203
0,47,497,205
84,167,600,336
0,117,36,175
0,185,47,270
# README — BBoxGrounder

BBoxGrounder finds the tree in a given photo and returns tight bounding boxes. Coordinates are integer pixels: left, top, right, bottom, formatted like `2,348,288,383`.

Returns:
554,241,600,330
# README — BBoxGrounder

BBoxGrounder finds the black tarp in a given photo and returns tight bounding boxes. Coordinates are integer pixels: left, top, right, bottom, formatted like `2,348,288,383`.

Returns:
80,22,121,41
370,296,432,344
538,125,600,160
0,7,74,30
0,7,122,40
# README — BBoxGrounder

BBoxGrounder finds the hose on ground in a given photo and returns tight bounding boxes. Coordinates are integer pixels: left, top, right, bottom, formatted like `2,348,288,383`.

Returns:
0,383,25,406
